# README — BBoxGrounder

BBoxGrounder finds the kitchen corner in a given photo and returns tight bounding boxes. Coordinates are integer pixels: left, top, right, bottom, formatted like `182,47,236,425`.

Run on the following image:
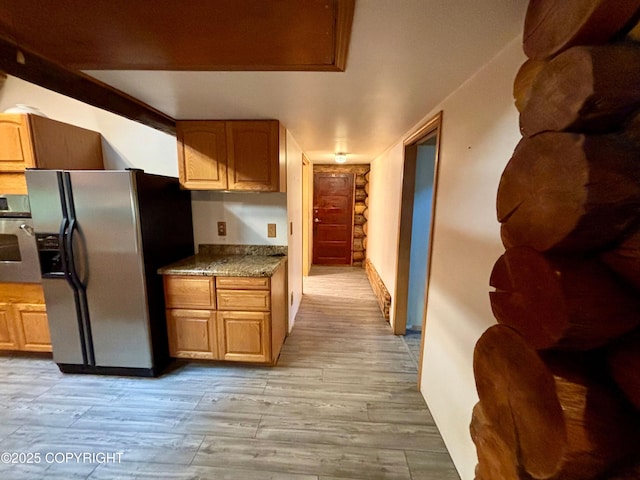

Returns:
158,244,288,366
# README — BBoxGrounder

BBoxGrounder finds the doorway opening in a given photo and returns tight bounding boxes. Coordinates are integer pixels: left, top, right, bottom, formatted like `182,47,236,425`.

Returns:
393,111,443,384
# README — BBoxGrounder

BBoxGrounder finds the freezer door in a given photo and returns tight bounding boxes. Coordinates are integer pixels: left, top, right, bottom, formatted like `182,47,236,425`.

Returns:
68,170,153,369
26,169,86,365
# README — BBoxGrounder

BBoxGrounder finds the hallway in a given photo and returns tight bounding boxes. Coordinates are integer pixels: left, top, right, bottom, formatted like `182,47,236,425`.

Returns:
0,266,459,479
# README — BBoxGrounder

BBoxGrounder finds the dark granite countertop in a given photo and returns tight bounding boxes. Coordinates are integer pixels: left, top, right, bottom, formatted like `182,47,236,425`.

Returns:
157,244,287,278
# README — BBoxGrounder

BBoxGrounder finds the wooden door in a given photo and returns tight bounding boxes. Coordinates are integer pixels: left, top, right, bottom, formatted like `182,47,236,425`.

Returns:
313,173,354,265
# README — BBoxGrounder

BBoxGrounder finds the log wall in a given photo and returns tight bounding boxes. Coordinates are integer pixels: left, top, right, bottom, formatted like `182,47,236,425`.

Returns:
364,258,391,320
473,2,640,479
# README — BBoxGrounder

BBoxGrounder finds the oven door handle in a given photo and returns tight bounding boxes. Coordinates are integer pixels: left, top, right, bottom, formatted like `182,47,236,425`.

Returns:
19,224,35,236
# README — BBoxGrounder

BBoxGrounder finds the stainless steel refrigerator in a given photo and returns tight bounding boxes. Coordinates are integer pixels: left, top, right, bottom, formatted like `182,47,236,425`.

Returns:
26,169,194,376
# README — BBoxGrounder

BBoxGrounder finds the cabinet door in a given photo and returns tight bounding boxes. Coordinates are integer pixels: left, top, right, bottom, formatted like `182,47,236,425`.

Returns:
217,311,270,363
227,121,279,192
14,304,52,352
166,309,217,359
0,303,19,351
177,121,227,189
0,114,36,172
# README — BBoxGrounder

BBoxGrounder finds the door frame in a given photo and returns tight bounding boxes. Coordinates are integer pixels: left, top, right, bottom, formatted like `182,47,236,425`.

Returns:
302,154,312,277
392,111,443,385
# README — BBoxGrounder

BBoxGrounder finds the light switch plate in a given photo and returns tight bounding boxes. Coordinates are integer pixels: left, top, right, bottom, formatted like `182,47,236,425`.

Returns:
217,221,227,236
267,223,276,238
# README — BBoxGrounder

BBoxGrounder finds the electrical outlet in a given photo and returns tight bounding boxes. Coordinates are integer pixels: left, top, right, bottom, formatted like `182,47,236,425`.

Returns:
267,223,276,238
217,221,227,236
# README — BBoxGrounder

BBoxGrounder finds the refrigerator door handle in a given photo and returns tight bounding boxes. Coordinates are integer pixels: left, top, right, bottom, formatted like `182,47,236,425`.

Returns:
62,172,96,366
65,218,84,290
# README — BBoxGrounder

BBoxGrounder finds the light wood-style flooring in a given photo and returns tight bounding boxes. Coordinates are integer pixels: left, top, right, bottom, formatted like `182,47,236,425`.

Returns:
0,266,460,479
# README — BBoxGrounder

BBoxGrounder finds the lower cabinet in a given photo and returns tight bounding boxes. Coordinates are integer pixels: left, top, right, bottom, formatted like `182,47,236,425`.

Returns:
163,263,286,365
166,309,218,360
0,284,51,353
217,311,270,363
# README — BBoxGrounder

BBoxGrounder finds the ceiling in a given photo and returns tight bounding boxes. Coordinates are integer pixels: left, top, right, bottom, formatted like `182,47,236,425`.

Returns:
6,1,528,164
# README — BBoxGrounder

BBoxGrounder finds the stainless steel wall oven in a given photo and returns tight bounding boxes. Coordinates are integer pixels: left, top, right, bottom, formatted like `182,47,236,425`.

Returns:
0,195,41,283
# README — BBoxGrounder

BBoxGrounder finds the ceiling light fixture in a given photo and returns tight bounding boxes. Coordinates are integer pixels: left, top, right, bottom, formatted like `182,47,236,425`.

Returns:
334,153,347,164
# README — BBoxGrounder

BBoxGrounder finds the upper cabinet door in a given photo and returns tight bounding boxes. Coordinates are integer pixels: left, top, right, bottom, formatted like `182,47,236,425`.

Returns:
0,114,36,172
177,121,228,190
227,121,279,192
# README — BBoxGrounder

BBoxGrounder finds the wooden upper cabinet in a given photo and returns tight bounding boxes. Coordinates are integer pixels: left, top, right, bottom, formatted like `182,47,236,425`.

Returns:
176,121,227,190
227,121,278,192
0,115,36,172
0,113,104,194
176,120,286,192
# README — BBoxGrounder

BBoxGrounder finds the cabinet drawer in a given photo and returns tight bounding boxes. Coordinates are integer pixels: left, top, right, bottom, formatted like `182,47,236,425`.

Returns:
164,276,215,309
166,309,217,360
216,276,269,290
217,290,270,311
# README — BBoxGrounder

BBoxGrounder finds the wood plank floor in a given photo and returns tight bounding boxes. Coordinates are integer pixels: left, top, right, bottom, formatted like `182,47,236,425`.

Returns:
0,266,460,479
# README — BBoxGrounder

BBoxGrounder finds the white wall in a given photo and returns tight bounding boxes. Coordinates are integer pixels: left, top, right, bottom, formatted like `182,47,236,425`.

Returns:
286,131,303,329
367,37,524,479
0,76,178,176
191,192,288,248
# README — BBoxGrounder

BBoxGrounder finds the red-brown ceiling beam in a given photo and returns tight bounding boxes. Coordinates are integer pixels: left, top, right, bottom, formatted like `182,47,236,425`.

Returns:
0,38,176,135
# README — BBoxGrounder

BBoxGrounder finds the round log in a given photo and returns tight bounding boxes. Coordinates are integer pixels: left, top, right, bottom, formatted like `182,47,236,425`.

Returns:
353,238,364,251
490,247,640,350
355,174,367,187
363,207,368,220
355,189,366,201
521,45,640,136
354,214,365,225
353,225,364,238
364,182,369,195
474,325,639,480
362,221,368,235
601,224,640,291
605,459,640,480
474,325,565,479
513,59,547,113
365,171,370,182
470,403,522,480
362,236,367,250
523,0,640,60
623,110,640,149
352,251,364,262
628,18,640,42
364,196,369,207
607,330,640,409
497,132,640,253
354,203,366,215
